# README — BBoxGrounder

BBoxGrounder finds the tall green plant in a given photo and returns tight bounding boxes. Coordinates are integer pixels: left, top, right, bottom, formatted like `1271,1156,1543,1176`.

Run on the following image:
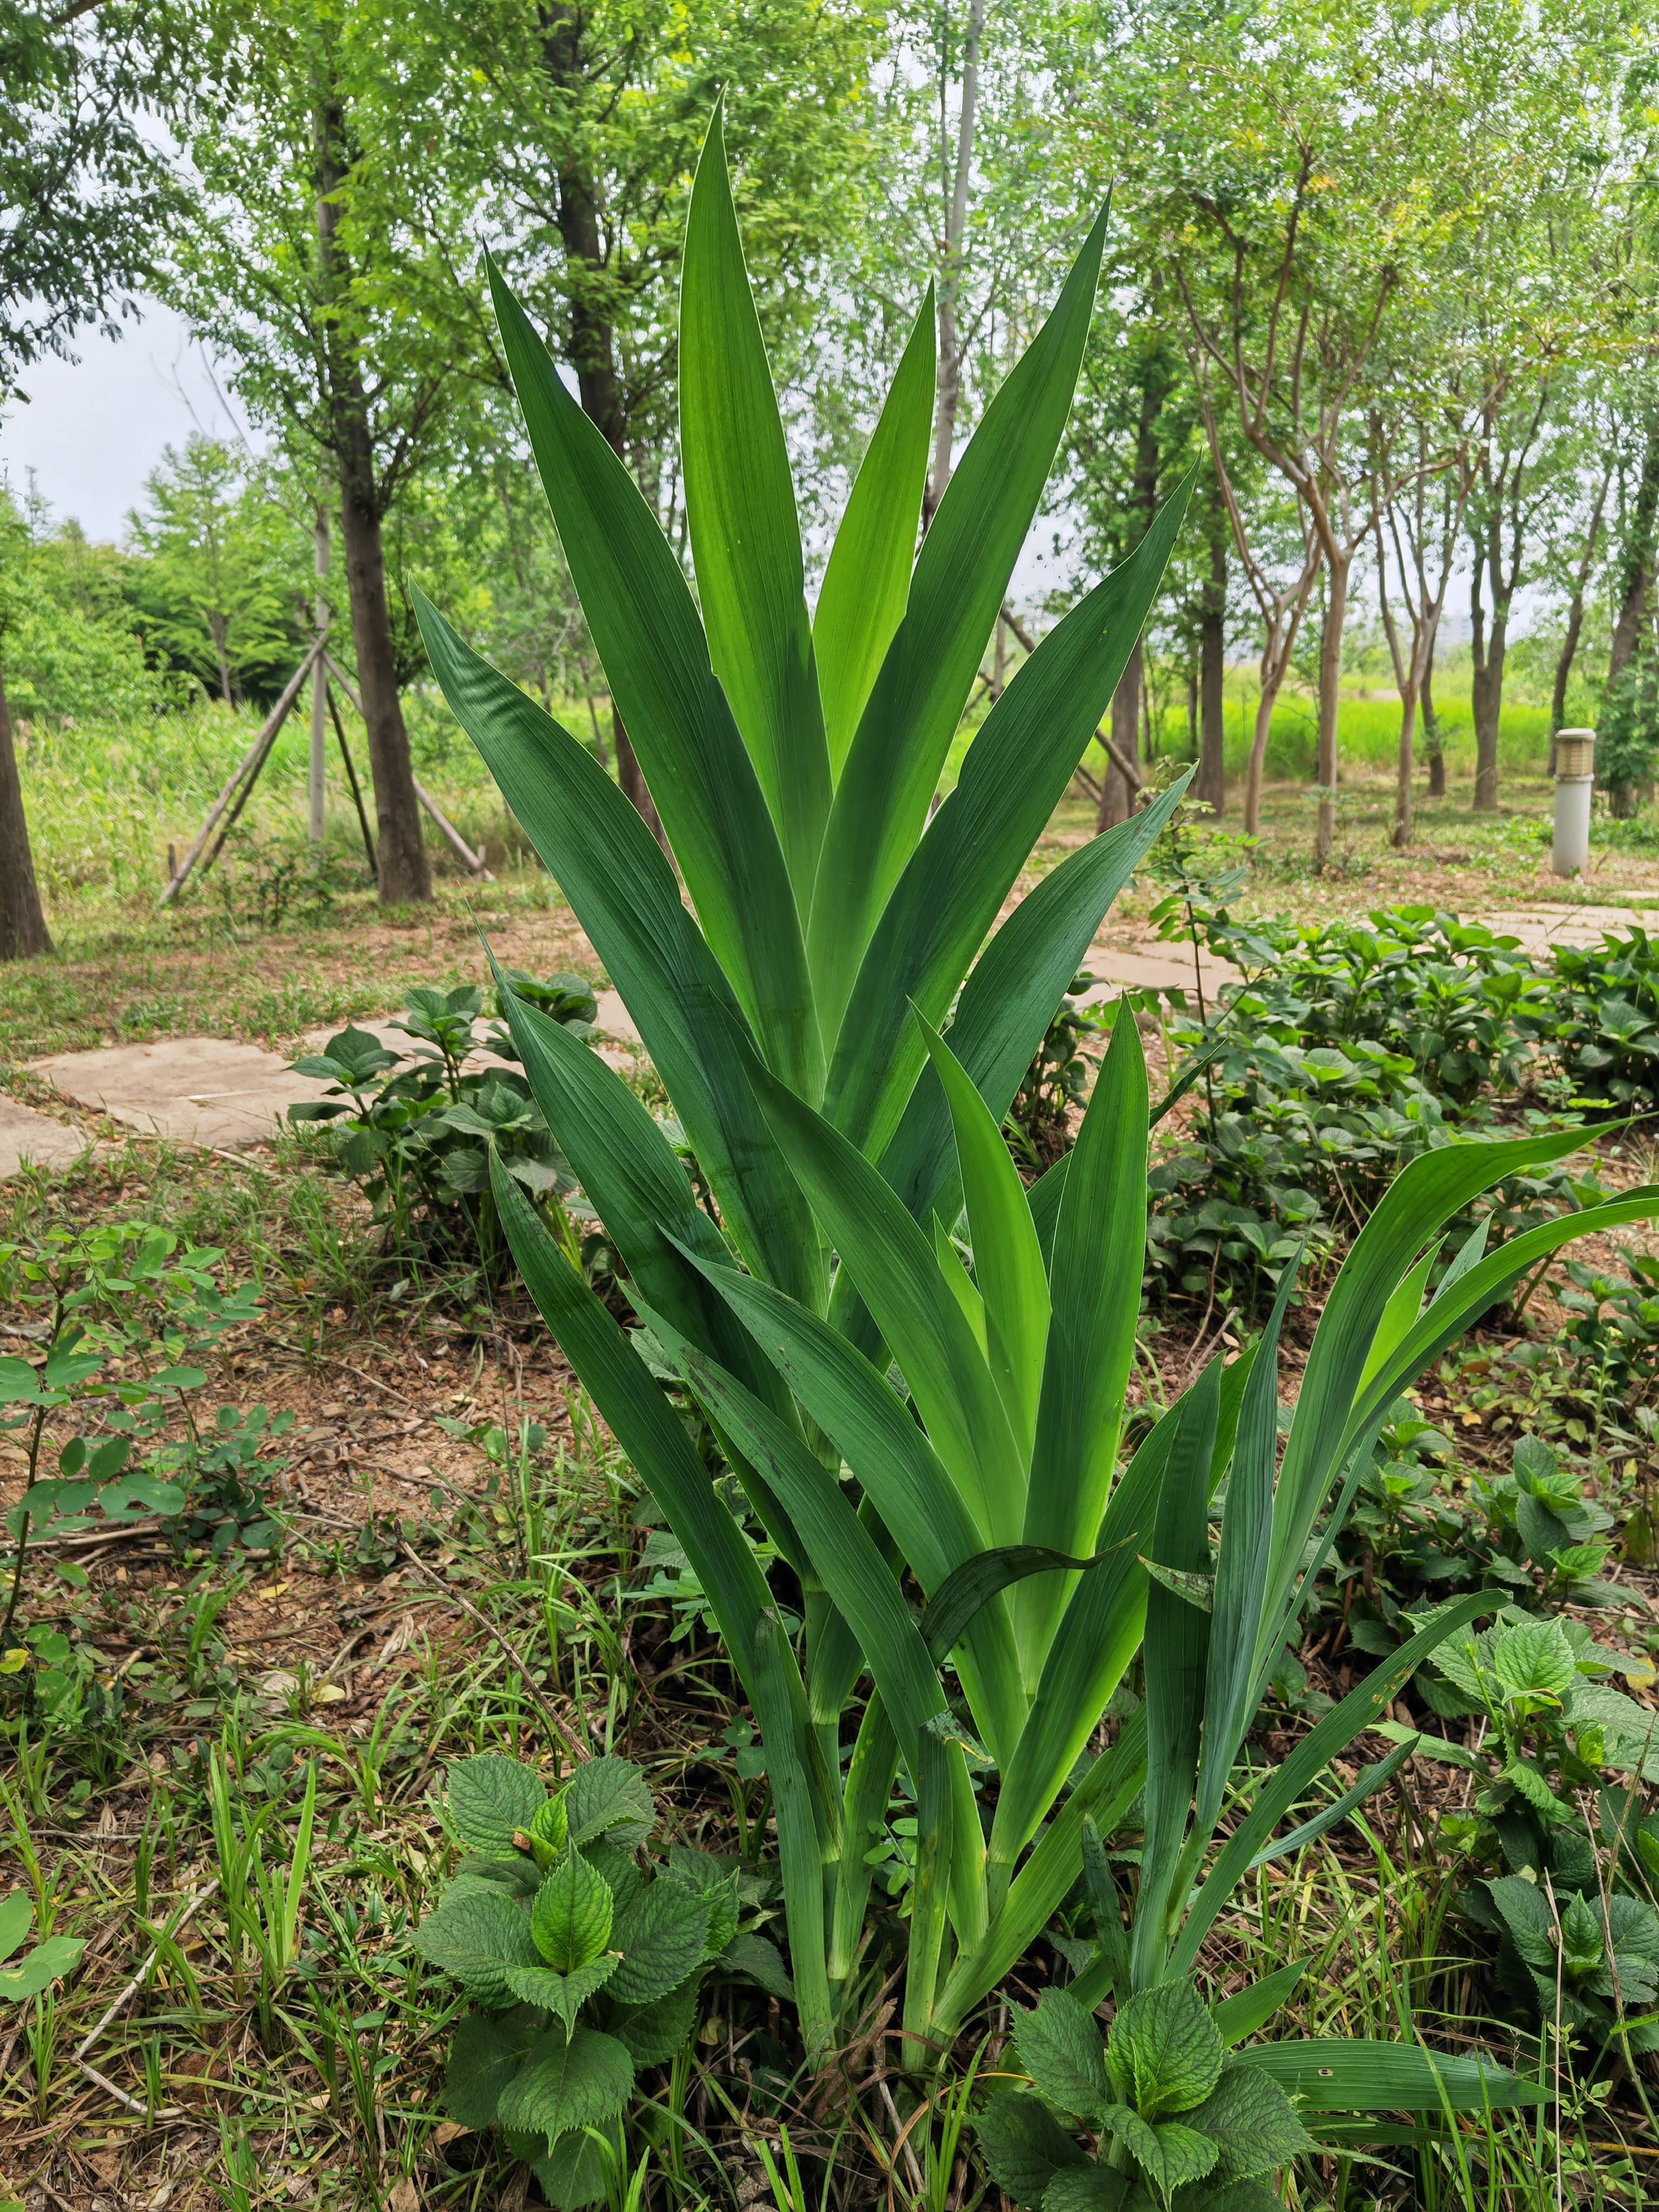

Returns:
413,105,1659,2090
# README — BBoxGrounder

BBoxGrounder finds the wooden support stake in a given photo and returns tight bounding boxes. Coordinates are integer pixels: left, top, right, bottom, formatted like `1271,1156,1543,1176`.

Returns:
160,639,322,904
327,684,376,873
322,650,493,878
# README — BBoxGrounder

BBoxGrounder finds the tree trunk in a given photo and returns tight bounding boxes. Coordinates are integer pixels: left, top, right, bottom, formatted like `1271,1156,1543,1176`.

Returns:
1421,657,1446,797
539,3,672,852
613,711,663,844
1097,641,1141,830
1313,550,1348,867
1393,676,1419,850
0,667,51,960
926,0,986,521
1469,525,1507,813
1551,470,1609,765
335,467,431,903
1609,416,1659,690
1196,520,1226,814
316,92,430,906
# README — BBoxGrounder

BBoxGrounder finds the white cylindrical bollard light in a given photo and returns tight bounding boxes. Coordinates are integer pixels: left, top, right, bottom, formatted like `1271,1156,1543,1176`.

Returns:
1552,727,1596,878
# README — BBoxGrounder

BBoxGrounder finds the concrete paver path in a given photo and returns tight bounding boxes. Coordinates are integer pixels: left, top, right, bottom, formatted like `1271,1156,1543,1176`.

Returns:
18,903,1658,1173
0,1097,103,1178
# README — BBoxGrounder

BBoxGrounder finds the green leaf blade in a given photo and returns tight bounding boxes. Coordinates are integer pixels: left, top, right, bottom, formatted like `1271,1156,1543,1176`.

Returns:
814,288,935,778
680,104,830,895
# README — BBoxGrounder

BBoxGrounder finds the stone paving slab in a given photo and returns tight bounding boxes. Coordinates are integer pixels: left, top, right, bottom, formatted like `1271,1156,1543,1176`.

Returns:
39,905,1659,1165
33,1038,336,1152
0,1098,103,1178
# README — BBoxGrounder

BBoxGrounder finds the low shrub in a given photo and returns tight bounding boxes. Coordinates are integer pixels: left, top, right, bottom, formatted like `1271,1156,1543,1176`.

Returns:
288,974,601,1291
412,1751,790,2207
1144,905,1596,1316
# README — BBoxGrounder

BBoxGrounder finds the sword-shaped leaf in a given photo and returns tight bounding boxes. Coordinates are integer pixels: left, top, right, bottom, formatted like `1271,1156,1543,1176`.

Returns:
486,255,821,1098
414,595,821,1310
918,1011,1049,1458
681,105,830,897
808,204,1111,1040
823,488,1190,1159
814,290,935,778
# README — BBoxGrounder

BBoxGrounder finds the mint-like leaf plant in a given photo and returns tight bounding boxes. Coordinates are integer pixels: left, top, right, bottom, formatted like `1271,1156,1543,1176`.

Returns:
413,1754,783,2208
979,1965,1552,2209
413,99,1659,2071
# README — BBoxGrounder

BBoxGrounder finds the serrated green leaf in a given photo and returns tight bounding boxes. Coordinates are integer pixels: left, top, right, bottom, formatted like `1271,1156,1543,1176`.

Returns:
1491,1617,1577,1705
532,1854,614,1972
496,2022,634,2142
413,1892,540,2004
662,1847,741,1954
443,2006,542,2129
1012,1986,1109,2119
1106,1979,1223,2120
1102,2108,1217,2193
534,2127,612,2211
609,1978,703,2068
563,1757,656,1851
448,1754,545,1860
1188,2060,1313,2180
609,1880,711,2004
973,2089,1088,2206
1041,2170,1134,2211
719,1928,793,1999
503,1954,620,2032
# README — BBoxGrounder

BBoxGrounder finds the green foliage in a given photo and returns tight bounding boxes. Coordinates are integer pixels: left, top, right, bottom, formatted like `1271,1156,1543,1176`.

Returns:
124,437,305,706
0,1889,83,2002
1006,973,1112,1171
414,114,1659,2090
1527,925,1659,1110
1146,903,1593,1314
982,1980,1312,2208
288,976,599,1287
413,1751,779,2207
0,1223,287,1668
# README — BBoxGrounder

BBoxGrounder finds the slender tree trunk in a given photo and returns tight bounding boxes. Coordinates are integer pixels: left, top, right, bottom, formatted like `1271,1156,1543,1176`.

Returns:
316,93,430,905
0,667,51,960
1196,520,1226,814
1420,655,1446,798
335,458,431,903
540,2,671,853
1609,419,1659,690
927,0,986,519
1098,642,1142,830
1469,525,1507,813
1393,679,1420,849
1314,550,1349,866
613,711,663,843
1551,471,1609,760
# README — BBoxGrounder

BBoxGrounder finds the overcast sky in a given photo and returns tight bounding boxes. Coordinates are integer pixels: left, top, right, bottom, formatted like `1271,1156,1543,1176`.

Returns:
0,301,254,543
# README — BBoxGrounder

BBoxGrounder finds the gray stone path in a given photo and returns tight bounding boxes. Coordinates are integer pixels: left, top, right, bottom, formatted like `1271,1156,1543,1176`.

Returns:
0,1097,102,1178
12,903,1657,1177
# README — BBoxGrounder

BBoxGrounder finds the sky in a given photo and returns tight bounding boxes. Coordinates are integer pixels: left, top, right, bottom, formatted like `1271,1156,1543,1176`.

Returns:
0,301,255,543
